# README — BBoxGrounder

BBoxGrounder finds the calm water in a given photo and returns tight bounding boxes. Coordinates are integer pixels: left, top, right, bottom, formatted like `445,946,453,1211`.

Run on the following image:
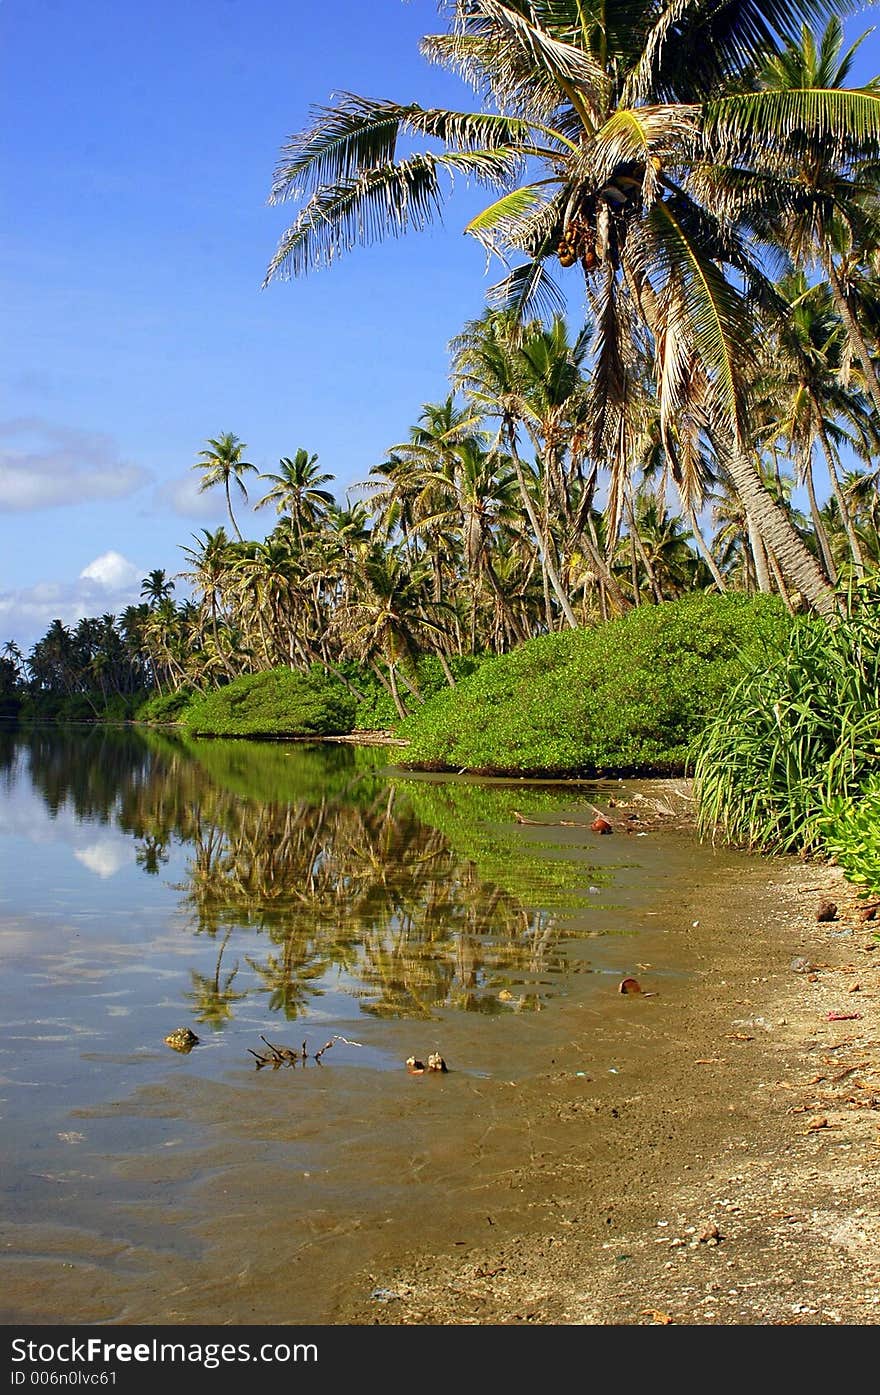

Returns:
0,724,741,1324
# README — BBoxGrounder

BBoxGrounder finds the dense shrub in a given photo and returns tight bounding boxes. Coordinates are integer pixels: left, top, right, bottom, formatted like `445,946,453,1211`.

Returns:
101,692,145,722
694,581,880,858
398,593,789,775
352,654,488,731
816,778,880,895
183,665,356,738
135,687,196,724
18,692,97,723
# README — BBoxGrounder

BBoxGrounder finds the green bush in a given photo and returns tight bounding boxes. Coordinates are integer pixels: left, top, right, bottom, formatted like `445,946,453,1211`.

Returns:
694,581,880,854
398,593,789,775
816,778,880,895
101,691,145,722
55,694,98,723
135,687,196,724
353,654,488,731
183,665,356,738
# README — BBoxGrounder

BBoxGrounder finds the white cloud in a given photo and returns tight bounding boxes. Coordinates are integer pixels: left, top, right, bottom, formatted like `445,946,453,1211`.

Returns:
74,840,131,879
79,551,140,589
0,792,131,880
153,472,242,522
0,418,150,513
0,550,145,649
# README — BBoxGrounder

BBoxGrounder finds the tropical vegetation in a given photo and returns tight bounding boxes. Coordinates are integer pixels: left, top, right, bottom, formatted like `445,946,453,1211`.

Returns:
398,592,790,774
693,576,880,884
5,3,880,883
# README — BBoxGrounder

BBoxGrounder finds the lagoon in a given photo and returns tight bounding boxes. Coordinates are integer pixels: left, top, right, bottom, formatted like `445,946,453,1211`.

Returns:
0,726,764,1324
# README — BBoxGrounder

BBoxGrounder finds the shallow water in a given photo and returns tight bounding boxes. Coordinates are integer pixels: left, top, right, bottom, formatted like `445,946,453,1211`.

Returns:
0,725,756,1324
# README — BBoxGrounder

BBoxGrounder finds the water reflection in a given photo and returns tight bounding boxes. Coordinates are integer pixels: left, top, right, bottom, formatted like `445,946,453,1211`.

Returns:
1,726,606,1026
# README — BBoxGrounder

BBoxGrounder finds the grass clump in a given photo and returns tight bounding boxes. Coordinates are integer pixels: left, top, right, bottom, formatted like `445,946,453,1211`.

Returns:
398,593,788,776
693,580,880,861
183,665,356,738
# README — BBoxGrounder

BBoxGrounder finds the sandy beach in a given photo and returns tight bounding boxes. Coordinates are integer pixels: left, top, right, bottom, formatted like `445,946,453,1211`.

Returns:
336,830,880,1327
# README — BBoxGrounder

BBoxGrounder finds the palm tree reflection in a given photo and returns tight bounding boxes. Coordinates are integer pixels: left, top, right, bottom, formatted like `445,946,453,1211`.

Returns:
19,728,589,1025
184,928,246,1026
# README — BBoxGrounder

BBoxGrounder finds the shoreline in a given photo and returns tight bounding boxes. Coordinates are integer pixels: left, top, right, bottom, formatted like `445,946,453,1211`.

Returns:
335,842,880,1326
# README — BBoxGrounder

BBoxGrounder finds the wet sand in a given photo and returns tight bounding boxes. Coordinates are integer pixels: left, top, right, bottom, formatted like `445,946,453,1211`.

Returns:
337,856,880,1326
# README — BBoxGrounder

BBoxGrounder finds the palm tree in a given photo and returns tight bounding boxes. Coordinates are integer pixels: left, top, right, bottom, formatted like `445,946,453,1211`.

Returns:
231,536,308,669
179,527,237,660
758,17,880,417
626,491,706,600
332,545,450,719
447,311,580,626
255,449,336,544
139,568,175,608
450,309,632,620
755,272,877,579
264,2,880,619
410,429,529,651
2,640,23,681
368,396,478,593
193,432,257,542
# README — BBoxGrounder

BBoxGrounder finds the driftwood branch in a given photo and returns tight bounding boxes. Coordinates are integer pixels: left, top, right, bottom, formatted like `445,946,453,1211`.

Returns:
249,1033,363,1069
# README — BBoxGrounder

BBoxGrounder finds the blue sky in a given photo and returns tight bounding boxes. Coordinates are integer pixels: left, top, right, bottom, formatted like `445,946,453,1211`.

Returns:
2,1,879,652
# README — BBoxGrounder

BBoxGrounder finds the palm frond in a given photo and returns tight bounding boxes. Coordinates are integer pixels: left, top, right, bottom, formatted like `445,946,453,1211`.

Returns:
485,258,566,320
269,95,538,207
633,0,861,104
265,156,446,282
639,199,754,442
402,103,544,153
266,144,527,284
586,105,701,200
706,88,880,163
493,187,568,260
269,97,406,201
465,182,558,252
440,0,607,108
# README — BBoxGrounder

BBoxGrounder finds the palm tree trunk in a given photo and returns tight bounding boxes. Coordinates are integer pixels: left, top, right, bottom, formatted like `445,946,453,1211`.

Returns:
764,544,796,615
626,494,662,603
685,505,726,592
436,651,457,688
827,262,880,420
746,513,771,592
225,480,243,542
370,661,407,720
817,423,866,578
727,449,839,619
506,433,579,630
802,450,837,585
483,559,530,645
386,663,408,721
580,516,631,614
629,532,641,604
